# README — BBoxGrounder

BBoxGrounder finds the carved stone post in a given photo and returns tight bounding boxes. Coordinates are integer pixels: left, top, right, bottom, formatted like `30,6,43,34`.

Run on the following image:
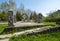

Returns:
8,9,14,27
37,13,42,23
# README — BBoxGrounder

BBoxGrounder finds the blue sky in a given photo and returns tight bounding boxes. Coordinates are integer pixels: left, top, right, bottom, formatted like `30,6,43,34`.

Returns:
0,0,60,16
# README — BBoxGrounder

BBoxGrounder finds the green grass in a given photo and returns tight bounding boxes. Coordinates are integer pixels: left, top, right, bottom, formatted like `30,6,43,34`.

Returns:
9,32,60,41
43,22,56,25
0,24,7,33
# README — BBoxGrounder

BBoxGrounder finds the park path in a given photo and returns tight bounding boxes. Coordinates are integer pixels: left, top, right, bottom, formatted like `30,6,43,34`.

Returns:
14,22,45,27
0,21,45,27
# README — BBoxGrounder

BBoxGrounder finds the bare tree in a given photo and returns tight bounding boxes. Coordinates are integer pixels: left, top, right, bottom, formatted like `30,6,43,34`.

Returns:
0,1,9,11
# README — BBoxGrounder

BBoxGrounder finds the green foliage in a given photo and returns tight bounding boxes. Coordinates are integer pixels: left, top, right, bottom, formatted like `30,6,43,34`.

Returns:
9,32,60,41
16,11,23,21
44,10,60,22
42,16,46,22
0,11,8,21
30,13,33,20
33,11,37,22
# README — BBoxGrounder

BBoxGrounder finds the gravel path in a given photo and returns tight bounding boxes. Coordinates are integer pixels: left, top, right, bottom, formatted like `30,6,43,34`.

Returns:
14,22,45,27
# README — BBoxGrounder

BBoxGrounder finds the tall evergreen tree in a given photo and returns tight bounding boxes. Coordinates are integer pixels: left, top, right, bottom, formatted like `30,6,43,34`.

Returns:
16,11,23,21
0,11,7,21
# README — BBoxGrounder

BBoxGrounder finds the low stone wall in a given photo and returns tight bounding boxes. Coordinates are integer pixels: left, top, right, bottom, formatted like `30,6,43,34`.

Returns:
0,26,60,38
27,26,60,35
1,25,60,35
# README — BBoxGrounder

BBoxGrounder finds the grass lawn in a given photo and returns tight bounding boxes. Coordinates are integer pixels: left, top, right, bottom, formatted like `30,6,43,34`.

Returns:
0,24,7,33
9,32,60,41
43,22,56,25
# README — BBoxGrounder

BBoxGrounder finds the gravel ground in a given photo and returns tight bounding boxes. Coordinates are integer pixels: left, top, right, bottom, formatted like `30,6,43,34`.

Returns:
14,22,45,27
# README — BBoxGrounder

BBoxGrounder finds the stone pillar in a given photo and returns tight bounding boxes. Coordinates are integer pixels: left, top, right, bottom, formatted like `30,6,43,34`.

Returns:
37,13,42,23
8,10,14,27
13,15,16,23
